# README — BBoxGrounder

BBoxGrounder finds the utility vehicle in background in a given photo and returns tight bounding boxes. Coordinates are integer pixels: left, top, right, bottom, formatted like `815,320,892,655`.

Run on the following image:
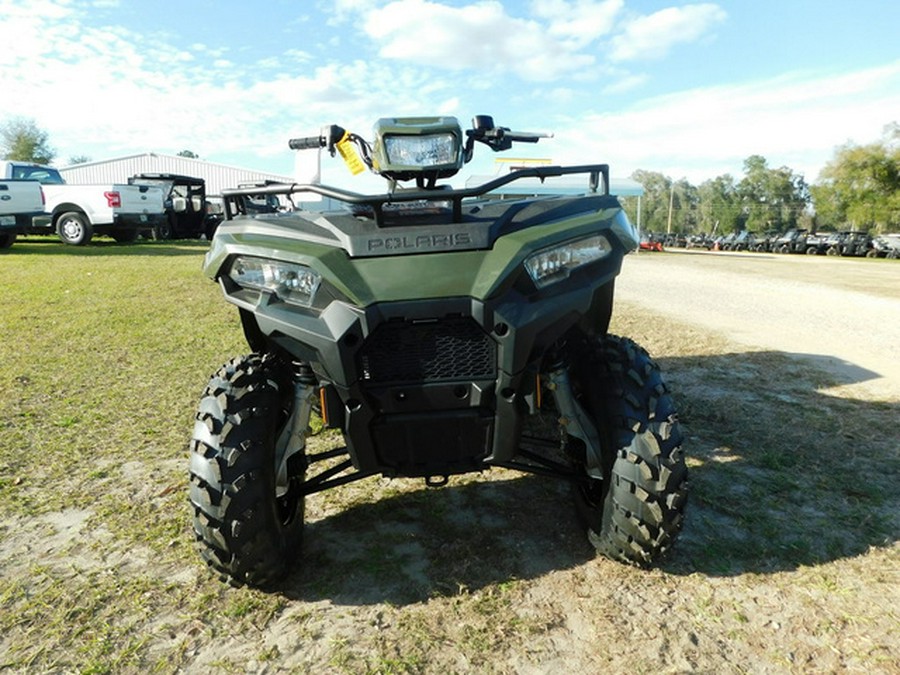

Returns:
129,173,215,240
189,115,688,588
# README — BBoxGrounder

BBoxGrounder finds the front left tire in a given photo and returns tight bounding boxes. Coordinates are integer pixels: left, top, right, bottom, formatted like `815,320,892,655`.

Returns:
189,353,305,588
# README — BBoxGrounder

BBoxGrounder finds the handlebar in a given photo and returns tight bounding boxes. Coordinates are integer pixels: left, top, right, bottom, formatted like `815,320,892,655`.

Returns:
287,117,552,174
465,121,552,154
288,136,325,150
503,131,552,143
288,124,350,153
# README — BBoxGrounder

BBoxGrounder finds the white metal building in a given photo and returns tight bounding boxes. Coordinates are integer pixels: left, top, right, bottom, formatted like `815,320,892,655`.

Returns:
58,153,294,197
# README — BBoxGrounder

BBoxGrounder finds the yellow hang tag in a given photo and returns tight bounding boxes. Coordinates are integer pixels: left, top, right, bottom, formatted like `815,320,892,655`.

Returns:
336,132,365,175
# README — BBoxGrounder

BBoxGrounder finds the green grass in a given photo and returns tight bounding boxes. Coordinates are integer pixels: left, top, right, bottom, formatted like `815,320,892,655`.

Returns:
0,237,897,674
0,240,242,514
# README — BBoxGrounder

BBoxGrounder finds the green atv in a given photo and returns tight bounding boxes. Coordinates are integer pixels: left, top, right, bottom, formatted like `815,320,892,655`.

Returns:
190,115,688,588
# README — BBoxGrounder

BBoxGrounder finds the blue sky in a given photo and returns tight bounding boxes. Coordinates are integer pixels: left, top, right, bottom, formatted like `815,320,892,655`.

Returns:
2,0,898,187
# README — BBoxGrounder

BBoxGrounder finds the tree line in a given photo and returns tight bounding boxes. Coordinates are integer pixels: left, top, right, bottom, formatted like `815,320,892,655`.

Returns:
3,116,897,234
626,122,899,236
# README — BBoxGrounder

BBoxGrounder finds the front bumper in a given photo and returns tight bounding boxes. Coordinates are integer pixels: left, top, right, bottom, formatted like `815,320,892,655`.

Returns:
222,268,618,478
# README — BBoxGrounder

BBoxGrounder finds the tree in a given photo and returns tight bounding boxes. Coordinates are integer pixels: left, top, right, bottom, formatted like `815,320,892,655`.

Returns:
630,170,702,234
68,155,92,165
630,170,672,232
738,155,809,232
698,174,744,233
672,178,700,233
811,124,900,233
0,117,56,164
177,150,200,159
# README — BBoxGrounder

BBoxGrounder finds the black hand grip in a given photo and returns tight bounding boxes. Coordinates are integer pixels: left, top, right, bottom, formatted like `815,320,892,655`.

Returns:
504,131,551,143
288,136,325,150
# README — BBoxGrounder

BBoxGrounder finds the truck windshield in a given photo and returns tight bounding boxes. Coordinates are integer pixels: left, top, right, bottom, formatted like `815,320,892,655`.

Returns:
12,166,65,185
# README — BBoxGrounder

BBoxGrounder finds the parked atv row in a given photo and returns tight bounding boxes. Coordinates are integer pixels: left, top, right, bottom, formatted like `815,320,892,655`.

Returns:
657,229,900,259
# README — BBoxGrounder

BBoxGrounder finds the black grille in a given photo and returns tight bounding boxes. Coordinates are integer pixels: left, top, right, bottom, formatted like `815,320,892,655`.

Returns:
358,318,496,384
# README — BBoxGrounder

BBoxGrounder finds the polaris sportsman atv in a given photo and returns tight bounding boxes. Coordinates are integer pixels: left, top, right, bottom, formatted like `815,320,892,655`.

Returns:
190,115,688,588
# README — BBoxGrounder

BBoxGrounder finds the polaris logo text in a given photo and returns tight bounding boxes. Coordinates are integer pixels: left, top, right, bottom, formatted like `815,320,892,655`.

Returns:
367,232,472,252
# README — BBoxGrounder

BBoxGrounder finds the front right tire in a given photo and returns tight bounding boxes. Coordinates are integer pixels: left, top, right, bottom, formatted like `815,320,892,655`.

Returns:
189,353,304,588
573,335,688,566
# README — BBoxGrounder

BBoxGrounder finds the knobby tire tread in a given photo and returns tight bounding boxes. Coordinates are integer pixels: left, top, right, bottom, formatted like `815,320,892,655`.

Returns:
188,354,302,588
579,334,688,566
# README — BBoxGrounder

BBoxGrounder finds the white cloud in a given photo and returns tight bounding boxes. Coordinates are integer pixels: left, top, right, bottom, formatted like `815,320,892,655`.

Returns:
530,0,624,46
610,4,727,62
351,1,728,83
546,62,900,183
601,72,648,94
363,0,596,81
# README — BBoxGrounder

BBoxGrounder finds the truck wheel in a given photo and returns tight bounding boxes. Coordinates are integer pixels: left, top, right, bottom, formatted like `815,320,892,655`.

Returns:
189,353,304,588
573,335,688,566
0,232,16,249
56,211,93,246
152,215,174,240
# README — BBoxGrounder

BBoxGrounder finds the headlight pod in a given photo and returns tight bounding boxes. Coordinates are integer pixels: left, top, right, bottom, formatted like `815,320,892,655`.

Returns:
227,256,321,308
524,234,613,289
383,133,459,168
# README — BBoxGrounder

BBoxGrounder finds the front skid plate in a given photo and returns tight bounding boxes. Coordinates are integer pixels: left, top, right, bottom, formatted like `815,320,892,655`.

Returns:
298,443,585,496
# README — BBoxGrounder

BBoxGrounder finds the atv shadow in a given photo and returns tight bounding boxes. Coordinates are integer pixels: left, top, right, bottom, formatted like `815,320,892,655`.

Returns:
282,472,594,605
7,237,208,257
276,348,898,604
655,350,899,578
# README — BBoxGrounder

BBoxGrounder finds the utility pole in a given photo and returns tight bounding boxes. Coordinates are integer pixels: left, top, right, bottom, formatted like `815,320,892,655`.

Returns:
666,182,675,234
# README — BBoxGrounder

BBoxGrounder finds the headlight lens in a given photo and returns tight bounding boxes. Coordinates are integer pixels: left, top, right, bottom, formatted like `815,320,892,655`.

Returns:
227,256,321,307
384,133,458,168
524,234,613,289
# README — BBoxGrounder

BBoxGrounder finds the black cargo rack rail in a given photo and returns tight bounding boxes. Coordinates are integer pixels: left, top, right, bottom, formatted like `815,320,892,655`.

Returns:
221,164,610,228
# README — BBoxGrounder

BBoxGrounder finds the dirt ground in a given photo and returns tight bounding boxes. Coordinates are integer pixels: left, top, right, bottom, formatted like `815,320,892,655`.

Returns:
617,249,900,400
0,246,897,673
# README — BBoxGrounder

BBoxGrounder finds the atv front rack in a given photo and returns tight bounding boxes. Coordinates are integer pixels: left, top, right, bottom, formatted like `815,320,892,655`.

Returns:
222,164,610,227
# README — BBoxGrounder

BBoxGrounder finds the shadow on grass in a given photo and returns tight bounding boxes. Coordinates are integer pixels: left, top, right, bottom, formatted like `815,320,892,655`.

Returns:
5,237,209,257
269,348,898,604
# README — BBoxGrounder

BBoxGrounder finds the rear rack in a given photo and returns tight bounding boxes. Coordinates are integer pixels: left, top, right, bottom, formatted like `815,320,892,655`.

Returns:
222,164,610,228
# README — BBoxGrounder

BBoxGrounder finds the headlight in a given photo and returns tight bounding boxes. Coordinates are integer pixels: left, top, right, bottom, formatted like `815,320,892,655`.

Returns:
383,133,458,168
524,234,613,289
227,256,321,307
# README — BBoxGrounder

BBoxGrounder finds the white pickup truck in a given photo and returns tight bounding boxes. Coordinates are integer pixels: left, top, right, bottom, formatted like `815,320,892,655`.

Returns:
0,160,166,245
0,178,44,249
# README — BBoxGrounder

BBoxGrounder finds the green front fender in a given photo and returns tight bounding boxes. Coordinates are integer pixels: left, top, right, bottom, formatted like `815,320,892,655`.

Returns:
204,206,633,307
